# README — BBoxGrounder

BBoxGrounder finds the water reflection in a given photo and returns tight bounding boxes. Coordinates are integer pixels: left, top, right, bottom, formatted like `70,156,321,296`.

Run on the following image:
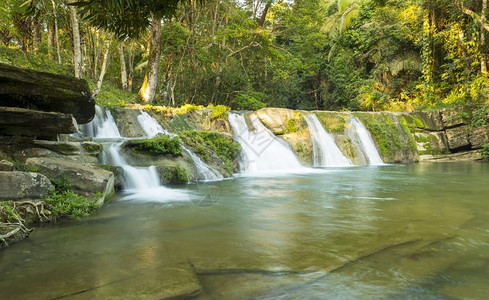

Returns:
0,162,488,299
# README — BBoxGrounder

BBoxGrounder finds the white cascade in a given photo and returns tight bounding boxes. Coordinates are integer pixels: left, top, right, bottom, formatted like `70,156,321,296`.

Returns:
348,115,384,165
81,105,121,138
228,113,303,173
136,110,223,181
104,143,188,202
304,113,352,167
83,107,188,202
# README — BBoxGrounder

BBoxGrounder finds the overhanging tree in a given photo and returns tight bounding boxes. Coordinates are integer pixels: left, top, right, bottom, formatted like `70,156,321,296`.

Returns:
74,0,188,102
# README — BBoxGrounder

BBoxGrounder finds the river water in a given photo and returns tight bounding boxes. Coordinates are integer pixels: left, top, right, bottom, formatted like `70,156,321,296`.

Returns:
1,162,488,299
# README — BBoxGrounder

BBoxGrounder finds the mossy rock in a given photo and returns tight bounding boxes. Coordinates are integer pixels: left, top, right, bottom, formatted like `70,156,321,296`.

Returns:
180,131,240,177
160,165,191,185
124,135,183,157
335,135,365,165
353,112,418,163
313,112,349,134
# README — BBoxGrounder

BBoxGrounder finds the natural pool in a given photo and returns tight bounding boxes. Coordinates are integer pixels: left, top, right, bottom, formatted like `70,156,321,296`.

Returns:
1,162,488,299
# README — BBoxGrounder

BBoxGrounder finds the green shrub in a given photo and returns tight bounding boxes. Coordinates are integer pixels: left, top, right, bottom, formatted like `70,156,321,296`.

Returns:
128,135,182,156
163,166,191,184
211,105,229,120
42,191,98,220
231,92,267,110
82,143,103,153
482,143,489,161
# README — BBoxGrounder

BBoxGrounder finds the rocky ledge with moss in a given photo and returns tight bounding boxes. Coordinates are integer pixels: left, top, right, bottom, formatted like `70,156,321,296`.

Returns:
0,65,114,249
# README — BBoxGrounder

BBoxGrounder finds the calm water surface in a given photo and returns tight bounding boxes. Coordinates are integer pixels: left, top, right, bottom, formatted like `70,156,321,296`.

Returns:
1,162,488,299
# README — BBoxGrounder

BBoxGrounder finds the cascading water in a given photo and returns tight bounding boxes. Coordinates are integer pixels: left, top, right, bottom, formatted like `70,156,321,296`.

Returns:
228,113,303,173
304,113,352,167
83,105,189,202
136,110,223,181
348,115,384,165
81,105,121,138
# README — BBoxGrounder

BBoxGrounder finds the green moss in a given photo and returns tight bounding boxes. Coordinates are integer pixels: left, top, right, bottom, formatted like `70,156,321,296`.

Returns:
162,166,191,184
353,113,409,161
397,116,418,153
314,112,347,134
82,143,102,153
180,131,241,174
127,136,182,156
168,114,194,131
482,143,489,161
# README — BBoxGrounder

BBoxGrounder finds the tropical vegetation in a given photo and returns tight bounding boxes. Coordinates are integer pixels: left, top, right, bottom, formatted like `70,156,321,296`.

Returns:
1,0,489,111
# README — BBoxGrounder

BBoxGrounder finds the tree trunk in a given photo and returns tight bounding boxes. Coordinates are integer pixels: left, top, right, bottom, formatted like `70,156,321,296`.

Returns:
482,0,488,76
92,38,112,97
93,30,99,79
119,42,128,90
127,42,133,92
47,21,54,60
258,1,271,27
51,0,62,64
69,4,82,78
138,18,162,103
31,17,40,54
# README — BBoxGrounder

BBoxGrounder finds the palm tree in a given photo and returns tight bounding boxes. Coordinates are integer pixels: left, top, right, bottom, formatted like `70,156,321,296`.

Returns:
321,0,361,61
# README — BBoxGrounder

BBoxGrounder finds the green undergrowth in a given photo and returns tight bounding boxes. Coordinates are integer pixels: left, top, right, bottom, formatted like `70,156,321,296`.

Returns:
42,191,98,220
482,143,489,161
127,135,182,156
180,131,240,174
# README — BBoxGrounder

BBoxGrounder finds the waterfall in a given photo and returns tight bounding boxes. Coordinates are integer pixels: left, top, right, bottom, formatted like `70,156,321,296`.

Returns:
136,110,223,181
228,113,303,173
137,110,170,137
82,106,189,202
81,105,121,138
348,115,384,165
304,113,352,167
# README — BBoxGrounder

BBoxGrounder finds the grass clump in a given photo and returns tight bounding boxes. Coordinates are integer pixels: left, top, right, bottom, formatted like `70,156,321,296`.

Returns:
42,191,97,220
12,160,39,172
128,135,182,156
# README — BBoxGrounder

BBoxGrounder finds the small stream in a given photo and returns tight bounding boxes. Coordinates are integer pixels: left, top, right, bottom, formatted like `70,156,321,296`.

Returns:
0,162,488,299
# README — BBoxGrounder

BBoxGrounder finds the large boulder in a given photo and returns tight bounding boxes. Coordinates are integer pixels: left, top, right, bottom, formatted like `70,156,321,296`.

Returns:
469,125,489,149
0,171,53,201
440,106,470,129
256,107,295,134
0,63,95,124
0,106,78,140
446,125,471,150
25,157,114,205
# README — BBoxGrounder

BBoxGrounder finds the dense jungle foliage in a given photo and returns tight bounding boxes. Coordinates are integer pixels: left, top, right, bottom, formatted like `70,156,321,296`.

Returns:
1,0,489,111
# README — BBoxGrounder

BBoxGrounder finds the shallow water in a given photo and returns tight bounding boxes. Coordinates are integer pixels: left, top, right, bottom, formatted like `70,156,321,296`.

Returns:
1,162,488,299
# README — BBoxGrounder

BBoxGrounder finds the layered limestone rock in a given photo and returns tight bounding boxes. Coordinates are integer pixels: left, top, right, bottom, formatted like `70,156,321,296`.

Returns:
0,106,78,140
25,157,114,206
0,171,53,201
0,63,95,124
